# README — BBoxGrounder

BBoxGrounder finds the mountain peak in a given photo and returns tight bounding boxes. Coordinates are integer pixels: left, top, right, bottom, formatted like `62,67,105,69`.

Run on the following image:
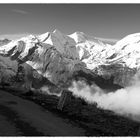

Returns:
38,32,50,42
115,32,140,47
53,29,63,35
68,31,86,43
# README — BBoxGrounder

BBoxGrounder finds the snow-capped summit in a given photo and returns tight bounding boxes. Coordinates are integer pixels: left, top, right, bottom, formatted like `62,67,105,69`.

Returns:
68,31,87,43
38,29,78,60
91,32,140,87
104,33,140,69
115,33,140,47
68,31,110,69
69,31,103,45
37,32,50,42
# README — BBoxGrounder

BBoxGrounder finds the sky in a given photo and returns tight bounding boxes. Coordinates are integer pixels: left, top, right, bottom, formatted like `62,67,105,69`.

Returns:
0,4,140,40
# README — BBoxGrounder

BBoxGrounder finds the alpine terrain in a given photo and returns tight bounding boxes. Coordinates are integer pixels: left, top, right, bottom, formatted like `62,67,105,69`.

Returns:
0,29,140,136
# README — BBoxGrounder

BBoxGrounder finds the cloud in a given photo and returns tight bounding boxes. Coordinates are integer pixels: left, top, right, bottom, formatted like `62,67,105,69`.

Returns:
12,9,28,15
68,74,140,122
0,33,30,40
96,37,119,45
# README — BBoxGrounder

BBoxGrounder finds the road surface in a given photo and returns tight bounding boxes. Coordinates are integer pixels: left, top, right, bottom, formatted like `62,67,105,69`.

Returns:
0,90,85,136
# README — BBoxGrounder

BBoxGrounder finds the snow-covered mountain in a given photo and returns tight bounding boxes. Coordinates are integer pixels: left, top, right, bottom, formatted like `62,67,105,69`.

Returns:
0,29,140,94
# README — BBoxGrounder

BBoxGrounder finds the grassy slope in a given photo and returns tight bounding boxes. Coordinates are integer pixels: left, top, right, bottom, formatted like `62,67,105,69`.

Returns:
4,87,140,136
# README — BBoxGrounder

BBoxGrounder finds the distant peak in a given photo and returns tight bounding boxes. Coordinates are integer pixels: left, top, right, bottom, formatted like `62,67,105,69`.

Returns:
39,32,50,38
53,29,63,34
125,32,140,38
115,32,140,46
69,31,87,43
52,29,66,39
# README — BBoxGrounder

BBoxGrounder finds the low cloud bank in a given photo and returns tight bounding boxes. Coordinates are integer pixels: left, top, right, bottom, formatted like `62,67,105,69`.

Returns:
69,74,140,121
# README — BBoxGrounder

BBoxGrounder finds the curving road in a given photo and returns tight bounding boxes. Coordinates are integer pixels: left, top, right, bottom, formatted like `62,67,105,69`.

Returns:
0,90,85,136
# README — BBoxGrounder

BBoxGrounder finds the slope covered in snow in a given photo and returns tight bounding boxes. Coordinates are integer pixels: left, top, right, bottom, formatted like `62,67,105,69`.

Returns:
107,33,140,69
69,31,140,86
68,31,112,70
92,33,140,87
1,29,140,91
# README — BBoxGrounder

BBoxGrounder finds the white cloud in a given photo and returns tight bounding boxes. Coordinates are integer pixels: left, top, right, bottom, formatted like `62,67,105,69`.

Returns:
12,9,28,15
96,37,119,44
0,33,30,40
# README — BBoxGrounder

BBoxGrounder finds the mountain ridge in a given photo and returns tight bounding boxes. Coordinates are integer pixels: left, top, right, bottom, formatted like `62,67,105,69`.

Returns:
0,29,140,93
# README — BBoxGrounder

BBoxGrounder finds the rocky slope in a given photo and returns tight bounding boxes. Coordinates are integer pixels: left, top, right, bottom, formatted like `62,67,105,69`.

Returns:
0,29,140,94
93,33,140,87
0,30,94,95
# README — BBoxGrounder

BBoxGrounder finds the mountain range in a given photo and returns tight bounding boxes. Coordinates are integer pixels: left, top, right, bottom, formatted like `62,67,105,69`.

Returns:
0,29,139,95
